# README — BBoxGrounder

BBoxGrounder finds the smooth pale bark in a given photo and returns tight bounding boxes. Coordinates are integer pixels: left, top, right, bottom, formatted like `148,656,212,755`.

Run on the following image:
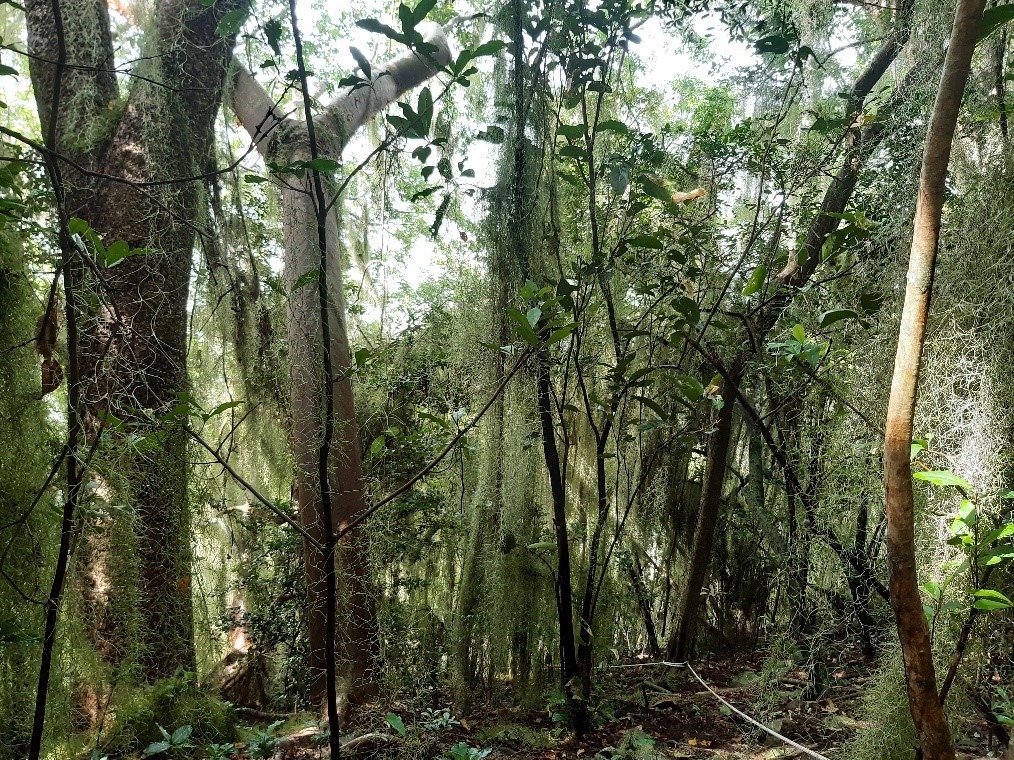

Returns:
231,25,451,707
25,0,247,681
883,0,984,758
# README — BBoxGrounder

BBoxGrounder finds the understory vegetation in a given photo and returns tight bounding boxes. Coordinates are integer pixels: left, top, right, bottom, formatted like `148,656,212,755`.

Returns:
4,0,1014,757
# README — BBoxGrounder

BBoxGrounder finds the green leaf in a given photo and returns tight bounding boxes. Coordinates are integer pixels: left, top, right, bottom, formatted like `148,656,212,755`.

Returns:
595,119,629,135
627,234,663,249
742,265,767,297
755,35,790,54
216,10,248,36
350,46,372,78
791,323,806,343
860,291,885,315
0,63,17,77
263,18,284,57
913,470,972,491
675,296,700,325
357,18,404,43
638,174,671,204
507,307,539,346
634,394,667,420
103,240,132,267
547,323,576,345
558,144,586,160
171,725,192,745
911,438,927,460
979,4,1014,41
291,268,319,293
526,542,557,552
818,309,860,328
674,374,704,402
385,712,406,737
469,39,508,58
303,158,339,173
973,589,1013,610
143,741,171,756
525,306,542,329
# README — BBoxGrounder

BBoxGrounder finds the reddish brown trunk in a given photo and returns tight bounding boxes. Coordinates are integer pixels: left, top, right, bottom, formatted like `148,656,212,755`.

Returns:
883,0,984,758
26,0,247,681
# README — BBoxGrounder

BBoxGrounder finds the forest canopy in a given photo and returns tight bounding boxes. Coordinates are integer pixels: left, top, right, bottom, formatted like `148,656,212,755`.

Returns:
2,0,1014,758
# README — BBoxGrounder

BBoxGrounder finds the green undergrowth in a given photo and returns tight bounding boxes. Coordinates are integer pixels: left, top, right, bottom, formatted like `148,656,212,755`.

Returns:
474,721,551,749
98,672,237,758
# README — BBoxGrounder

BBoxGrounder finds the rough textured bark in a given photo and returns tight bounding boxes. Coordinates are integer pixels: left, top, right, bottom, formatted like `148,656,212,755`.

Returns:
26,0,247,680
883,0,984,757
231,26,451,707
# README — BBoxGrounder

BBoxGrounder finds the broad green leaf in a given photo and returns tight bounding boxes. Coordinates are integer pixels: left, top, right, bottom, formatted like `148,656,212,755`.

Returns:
595,119,629,134
860,291,885,315
547,323,576,345
527,542,557,552
557,124,585,140
674,374,704,402
350,47,372,78
638,174,671,204
216,10,248,36
979,4,1014,41
144,741,171,756
973,589,1013,610
818,309,860,328
385,712,406,737
634,394,667,420
263,18,284,57
742,265,767,297
791,323,806,343
525,306,542,329
627,234,663,249
469,40,507,58
357,18,404,43
171,725,192,745
507,307,539,346
913,470,972,491
303,158,339,173
291,268,319,293
755,35,790,54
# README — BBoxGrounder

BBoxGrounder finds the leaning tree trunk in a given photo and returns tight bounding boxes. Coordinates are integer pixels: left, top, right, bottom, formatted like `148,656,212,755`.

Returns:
667,364,741,660
670,0,914,657
231,26,451,708
26,0,247,681
883,0,984,758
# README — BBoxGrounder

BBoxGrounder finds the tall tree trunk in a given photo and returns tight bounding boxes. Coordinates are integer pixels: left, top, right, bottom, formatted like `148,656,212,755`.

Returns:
883,0,984,757
667,364,742,660
231,27,451,708
671,1,915,656
26,0,247,681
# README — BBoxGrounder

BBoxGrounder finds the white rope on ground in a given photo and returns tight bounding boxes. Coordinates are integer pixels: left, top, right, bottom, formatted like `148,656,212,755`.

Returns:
603,660,832,760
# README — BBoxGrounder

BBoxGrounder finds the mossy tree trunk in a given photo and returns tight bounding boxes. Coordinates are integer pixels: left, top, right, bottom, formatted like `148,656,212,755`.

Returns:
25,0,247,681
230,28,451,709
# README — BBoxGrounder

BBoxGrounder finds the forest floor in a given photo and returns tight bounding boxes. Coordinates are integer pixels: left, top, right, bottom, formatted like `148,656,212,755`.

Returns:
262,652,1006,759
